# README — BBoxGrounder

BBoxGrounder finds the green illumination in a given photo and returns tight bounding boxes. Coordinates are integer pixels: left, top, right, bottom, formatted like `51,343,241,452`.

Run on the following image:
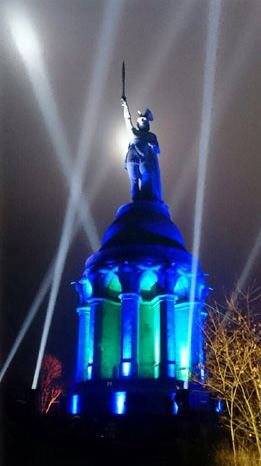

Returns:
166,296,176,378
154,302,160,379
175,303,191,382
139,303,154,377
174,275,190,300
139,302,157,378
140,271,157,291
76,307,90,382
87,303,95,380
120,293,138,377
105,274,122,301
108,276,121,292
100,300,121,378
84,311,90,380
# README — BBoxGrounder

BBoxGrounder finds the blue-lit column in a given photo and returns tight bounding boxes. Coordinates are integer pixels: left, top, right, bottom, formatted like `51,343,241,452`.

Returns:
188,281,208,383
92,298,104,379
174,301,192,383
198,305,207,382
76,306,90,383
158,295,176,378
158,267,177,378
190,302,201,374
119,265,141,378
119,292,140,377
198,285,208,382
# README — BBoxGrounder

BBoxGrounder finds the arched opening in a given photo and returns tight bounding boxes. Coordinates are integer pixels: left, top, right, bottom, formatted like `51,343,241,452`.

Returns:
174,274,190,302
140,270,158,301
105,273,122,301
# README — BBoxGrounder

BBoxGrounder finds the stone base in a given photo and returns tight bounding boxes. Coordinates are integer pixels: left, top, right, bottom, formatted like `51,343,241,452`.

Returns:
68,378,210,415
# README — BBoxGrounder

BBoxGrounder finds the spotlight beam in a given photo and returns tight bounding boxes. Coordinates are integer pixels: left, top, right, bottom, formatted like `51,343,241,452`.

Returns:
8,13,100,251
0,264,53,383
233,228,261,300
0,218,81,383
187,0,222,377
169,6,260,216
2,12,99,381
31,193,78,389
190,0,221,293
169,7,261,310
31,0,124,390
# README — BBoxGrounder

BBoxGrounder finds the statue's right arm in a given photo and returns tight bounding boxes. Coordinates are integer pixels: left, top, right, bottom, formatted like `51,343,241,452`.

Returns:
121,98,133,133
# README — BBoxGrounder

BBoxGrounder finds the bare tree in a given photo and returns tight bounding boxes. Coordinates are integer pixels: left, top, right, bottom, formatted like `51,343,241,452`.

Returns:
203,292,261,465
39,353,63,414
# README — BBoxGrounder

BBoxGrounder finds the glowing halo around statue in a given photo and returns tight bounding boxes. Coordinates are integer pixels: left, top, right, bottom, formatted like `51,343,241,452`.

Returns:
115,127,129,160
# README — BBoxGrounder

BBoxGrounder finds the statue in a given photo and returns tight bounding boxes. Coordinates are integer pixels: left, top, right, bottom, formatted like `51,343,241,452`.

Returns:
121,63,162,202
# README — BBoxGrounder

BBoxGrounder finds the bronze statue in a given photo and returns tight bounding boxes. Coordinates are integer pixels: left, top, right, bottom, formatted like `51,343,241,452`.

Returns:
121,63,162,202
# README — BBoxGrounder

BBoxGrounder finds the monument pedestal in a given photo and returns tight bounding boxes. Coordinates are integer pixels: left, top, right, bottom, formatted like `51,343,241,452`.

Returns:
69,201,208,415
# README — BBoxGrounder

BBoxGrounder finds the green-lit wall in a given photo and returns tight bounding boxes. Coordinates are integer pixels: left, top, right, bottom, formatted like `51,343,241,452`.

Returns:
139,302,156,378
100,300,121,378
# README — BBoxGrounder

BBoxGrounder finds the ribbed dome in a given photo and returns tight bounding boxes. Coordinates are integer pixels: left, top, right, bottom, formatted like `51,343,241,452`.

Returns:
101,201,185,251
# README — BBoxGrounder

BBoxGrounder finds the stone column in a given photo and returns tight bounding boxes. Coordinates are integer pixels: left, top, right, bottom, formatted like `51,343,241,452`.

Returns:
119,292,140,377
198,304,207,382
90,298,104,380
159,294,176,378
119,265,141,377
188,280,208,382
76,306,90,383
157,267,178,378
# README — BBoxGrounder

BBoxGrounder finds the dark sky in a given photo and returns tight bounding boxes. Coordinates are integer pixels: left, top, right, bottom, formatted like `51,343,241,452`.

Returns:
1,0,261,388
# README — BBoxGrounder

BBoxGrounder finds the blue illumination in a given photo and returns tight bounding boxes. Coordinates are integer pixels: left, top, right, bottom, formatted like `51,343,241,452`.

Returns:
180,347,189,381
82,278,93,301
167,362,176,378
110,391,126,415
76,308,90,382
175,275,189,298
69,394,81,414
87,305,96,379
87,364,93,380
166,301,175,377
122,361,131,377
215,399,222,413
175,304,191,382
122,319,132,361
121,295,134,376
169,392,179,415
154,303,160,378
199,308,207,384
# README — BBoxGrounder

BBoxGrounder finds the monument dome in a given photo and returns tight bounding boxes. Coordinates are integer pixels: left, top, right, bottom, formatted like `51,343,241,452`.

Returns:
101,201,185,250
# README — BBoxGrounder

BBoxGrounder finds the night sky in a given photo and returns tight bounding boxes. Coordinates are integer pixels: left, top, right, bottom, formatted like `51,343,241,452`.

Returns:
2,0,261,388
